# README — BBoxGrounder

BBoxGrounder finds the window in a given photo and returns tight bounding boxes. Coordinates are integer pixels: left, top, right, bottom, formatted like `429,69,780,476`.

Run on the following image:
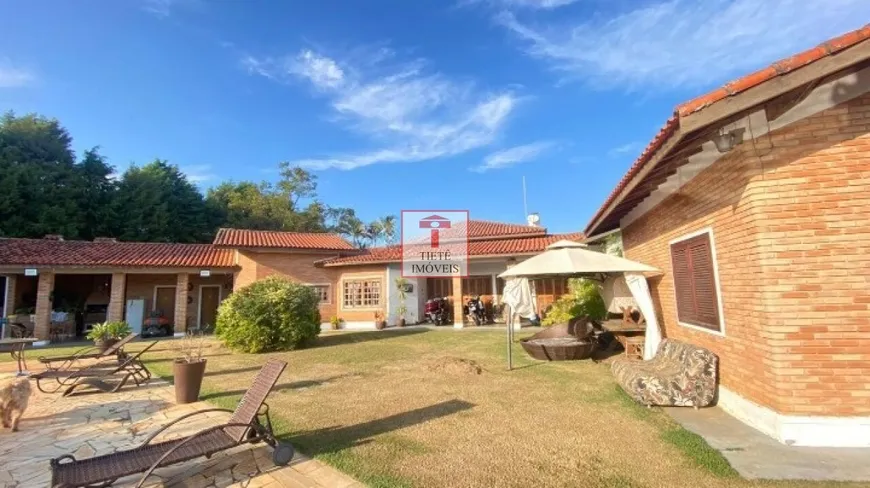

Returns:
670,231,723,333
342,279,382,308
310,285,330,304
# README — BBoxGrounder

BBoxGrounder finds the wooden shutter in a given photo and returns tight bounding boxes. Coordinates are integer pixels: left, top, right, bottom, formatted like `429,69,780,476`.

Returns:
670,233,721,331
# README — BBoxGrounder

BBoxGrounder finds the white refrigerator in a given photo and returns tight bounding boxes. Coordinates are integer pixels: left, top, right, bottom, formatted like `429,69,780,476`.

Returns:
125,299,145,334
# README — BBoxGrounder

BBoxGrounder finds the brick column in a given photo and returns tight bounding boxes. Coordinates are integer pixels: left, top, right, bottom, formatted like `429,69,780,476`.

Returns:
107,273,126,323
3,274,16,317
174,273,189,335
452,276,464,328
34,272,55,340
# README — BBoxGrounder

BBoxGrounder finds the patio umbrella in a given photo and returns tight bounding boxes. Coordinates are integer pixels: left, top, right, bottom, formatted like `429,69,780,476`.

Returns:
498,240,661,368
498,240,659,278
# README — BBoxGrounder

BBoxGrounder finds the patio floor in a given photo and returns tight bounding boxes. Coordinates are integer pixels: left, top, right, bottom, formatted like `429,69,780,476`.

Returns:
666,406,870,482
0,367,362,488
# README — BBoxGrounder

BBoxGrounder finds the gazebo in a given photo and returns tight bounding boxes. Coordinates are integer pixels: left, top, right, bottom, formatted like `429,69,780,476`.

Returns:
499,240,661,369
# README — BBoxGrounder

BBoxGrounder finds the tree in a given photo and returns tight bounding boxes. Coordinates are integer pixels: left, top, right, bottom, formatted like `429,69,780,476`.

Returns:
206,165,328,233
380,215,397,244
74,148,117,240
366,220,384,248
0,112,82,238
113,160,217,242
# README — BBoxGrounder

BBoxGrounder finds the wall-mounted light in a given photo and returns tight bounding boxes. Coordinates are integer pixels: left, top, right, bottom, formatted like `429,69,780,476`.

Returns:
712,127,746,154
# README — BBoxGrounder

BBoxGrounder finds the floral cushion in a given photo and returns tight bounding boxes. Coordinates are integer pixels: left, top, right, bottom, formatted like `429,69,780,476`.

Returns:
611,339,718,407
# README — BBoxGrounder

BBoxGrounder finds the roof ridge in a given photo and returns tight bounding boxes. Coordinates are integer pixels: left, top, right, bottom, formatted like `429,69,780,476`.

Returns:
217,227,344,236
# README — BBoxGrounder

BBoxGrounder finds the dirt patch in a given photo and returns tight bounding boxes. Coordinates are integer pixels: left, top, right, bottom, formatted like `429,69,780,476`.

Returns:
424,356,483,375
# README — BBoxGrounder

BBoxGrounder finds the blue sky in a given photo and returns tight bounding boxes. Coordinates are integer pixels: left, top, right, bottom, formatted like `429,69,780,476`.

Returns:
1,1,868,234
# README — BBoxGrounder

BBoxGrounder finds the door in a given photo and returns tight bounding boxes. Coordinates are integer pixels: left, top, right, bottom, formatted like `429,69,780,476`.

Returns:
199,286,220,328
154,287,176,319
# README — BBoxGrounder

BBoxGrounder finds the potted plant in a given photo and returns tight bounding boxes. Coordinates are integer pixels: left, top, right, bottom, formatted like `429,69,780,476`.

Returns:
374,311,386,330
173,333,207,404
329,316,342,330
396,304,408,327
394,277,409,327
86,321,131,352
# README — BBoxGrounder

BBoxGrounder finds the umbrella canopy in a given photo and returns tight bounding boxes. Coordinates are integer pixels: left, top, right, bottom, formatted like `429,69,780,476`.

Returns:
498,240,658,279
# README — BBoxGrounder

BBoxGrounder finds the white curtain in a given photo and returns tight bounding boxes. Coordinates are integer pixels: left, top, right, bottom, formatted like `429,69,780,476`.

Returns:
502,278,536,324
624,272,662,360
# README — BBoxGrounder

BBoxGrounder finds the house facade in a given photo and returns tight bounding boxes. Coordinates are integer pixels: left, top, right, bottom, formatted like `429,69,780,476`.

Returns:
585,26,870,447
0,221,581,339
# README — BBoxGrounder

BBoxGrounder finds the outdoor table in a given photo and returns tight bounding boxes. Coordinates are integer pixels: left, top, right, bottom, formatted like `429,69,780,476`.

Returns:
0,338,38,376
601,320,646,356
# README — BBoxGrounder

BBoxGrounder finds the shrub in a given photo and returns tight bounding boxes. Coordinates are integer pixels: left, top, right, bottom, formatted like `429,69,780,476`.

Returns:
216,276,321,353
86,321,131,341
541,278,607,326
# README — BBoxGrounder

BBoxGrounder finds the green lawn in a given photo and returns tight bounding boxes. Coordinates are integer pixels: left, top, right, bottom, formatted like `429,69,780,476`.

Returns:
12,331,864,488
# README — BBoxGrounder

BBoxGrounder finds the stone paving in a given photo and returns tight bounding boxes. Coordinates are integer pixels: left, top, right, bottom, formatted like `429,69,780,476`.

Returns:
0,368,363,488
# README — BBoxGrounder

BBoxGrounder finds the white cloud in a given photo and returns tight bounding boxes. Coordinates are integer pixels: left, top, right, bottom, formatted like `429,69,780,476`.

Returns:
472,141,554,172
142,0,174,17
246,49,519,170
466,0,578,9
0,61,34,88
142,0,198,17
498,0,870,88
608,141,641,157
181,164,217,183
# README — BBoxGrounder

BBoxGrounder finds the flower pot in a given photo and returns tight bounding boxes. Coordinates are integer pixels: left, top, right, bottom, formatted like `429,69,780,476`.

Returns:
173,359,207,404
95,338,119,353
375,321,386,330
398,318,406,327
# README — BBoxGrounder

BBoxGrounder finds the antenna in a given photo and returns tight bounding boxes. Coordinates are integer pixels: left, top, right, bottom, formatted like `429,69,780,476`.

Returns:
522,176,528,219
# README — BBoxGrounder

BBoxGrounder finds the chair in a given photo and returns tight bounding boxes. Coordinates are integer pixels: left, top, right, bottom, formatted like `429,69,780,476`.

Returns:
611,339,718,408
32,341,156,396
9,322,33,339
38,333,139,371
50,359,293,488
623,336,645,360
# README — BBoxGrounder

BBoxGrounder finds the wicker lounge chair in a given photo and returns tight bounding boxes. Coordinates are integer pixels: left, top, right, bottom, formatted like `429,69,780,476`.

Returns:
50,358,293,488
611,339,718,408
520,317,596,361
39,333,139,371
32,341,156,395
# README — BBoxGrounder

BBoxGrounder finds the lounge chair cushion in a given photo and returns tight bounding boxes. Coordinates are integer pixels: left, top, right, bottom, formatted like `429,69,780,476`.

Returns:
611,339,717,407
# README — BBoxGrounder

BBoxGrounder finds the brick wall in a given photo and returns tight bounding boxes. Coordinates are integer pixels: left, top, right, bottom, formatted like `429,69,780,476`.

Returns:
125,273,231,330
622,91,870,417
751,92,870,416
236,250,343,321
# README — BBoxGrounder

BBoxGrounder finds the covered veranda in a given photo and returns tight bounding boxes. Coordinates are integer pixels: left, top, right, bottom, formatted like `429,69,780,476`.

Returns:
1,267,235,341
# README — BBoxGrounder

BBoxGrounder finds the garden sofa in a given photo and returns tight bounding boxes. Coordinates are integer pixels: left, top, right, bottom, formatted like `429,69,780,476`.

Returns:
611,339,718,408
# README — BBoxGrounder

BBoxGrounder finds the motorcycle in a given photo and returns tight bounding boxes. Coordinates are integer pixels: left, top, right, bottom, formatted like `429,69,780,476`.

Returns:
141,310,174,338
465,295,487,326
424,297,451,325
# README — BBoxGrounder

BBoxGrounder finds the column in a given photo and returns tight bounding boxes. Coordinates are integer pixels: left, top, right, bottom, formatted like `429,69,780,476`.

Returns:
107,272,126,323
490,274,499,305
4,274,16,317
174,273,189,335
452,275,464,329
34,271,55,340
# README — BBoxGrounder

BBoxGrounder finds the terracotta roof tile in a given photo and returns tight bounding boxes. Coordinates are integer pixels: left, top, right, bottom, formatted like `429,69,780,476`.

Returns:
677,25,870,117
0,238,235,268
585,24,870,236
213,228,354,250
320,232,584,266
465,220,546,239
